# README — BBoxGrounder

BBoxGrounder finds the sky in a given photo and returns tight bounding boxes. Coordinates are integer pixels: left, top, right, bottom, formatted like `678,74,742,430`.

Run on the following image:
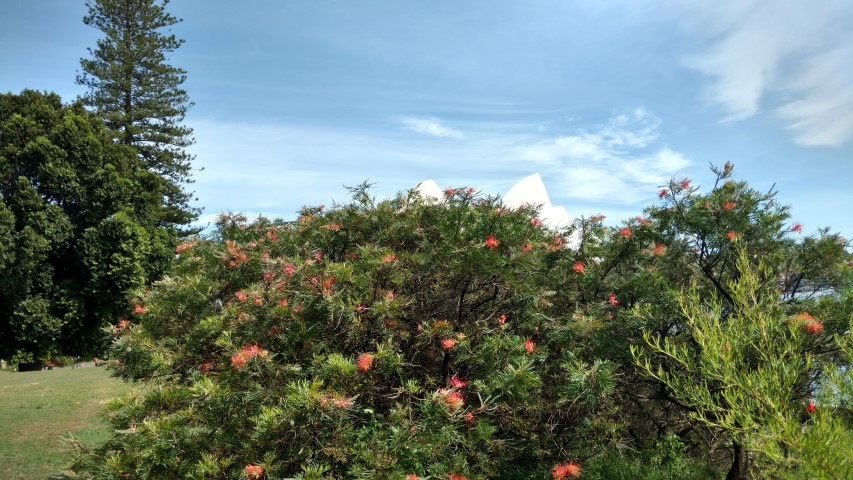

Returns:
2,0,852,239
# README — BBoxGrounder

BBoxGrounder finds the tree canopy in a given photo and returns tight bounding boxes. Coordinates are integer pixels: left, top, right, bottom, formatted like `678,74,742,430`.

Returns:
77,0,198,229
0,90,174,366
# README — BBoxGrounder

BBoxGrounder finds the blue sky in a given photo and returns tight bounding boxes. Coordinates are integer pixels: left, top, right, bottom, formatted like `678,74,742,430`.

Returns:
2,0,852,239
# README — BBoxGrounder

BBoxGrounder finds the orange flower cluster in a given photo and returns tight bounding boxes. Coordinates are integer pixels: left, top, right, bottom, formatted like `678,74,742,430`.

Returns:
243,463,264,480
795,312,824,334
485,235,500,250
230,343,268,369
441,338,457,351
224,240,248,268
551,461,582,479
356,352,374,373
573,262,585,274
524,338,535,354
437,388,464,408
618,227,632,239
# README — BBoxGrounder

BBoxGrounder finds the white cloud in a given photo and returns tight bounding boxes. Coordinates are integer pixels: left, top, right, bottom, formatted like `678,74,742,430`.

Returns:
517,110,689,203
400,116,465,139
682,0,853,146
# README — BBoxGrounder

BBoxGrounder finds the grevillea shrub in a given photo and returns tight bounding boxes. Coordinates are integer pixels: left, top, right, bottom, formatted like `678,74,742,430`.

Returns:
69,186,621,478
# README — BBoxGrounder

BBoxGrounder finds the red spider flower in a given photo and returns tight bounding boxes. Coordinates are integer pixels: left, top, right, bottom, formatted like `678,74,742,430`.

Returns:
573,261,585,274
253,295,263,306
806,399,816,413
355,304,368,313
589,214,605,222
651,243,666,256
444,187,456,197
200,361,213,373
465,412,475,423
235,291,248,302
132,304,147,315
658,188,668,199
522,242,533,253
448,475,468,480
116,318,130,330
524,338,535,353
356,352,374,373
381,253,396,264
282,262,297,276
498,313,507,325
441,338,457,351
407,474,418,480
723,201,736,211
618,227,632,238
277,299,289,307
438,388,465,408
531,217,541,227
244,463,264,480
175,241,194,254
608,292,619,307
795,312,824,334
726,230,738,240
551,461,582,479
634,216,651,226
314,250,324,262
679,179,690,190
449,374,467,388
485,235,500,250
790,222,803,234
231,343,268,370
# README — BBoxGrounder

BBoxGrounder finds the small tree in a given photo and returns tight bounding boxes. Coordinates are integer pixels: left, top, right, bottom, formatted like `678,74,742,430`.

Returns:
77,0,198,229
633,247,851,479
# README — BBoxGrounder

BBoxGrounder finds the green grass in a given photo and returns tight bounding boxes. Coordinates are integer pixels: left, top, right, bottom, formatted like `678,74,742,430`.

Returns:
0,367,130,479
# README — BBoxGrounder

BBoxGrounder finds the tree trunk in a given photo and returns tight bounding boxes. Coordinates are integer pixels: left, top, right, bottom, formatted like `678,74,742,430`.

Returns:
726,442,746,480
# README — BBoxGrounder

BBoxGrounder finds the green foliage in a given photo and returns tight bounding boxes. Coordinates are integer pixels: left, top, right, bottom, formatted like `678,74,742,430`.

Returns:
69,187,621,479
78,0,198,228
0,90,175,363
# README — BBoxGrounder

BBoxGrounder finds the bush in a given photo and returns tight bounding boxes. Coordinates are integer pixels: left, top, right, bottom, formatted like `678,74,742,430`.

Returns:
69,186,620,479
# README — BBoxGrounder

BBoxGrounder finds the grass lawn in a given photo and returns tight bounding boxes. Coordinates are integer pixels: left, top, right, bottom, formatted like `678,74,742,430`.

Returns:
0,366,130,479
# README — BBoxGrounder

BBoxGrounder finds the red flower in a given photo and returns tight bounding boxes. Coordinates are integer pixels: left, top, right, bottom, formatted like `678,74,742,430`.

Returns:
531,217,541,227
444,187,456,197
314,250,324,262
498,313,507,325
381,253,396,264
175,241,194,254
573,261,585,274
132,304,147,315
795,312,824,334
357,353,374,373
200,361,213,373
282,262,296,276
116,318,130,330
235,291,248,302
658,188,668,199
524,338,535,353
634,216,651,226
790,222,803,234
441,338,457,351
355,304,368,313
244,463,264,480
278,299,289,307
253,295,263,306
551,461,582,479
231,343,268,369
438,388,464,408
465,412,475,423
722,201,736,211
485,235,500,250
618,227,632,238
448,475,468,480
589,214,605,222
522,242,533,253
679,179,690,190
806,399,816,413
726,230,738,240
608,292,618,307
407,475,418,480
651,243,666,256
449,374,467,388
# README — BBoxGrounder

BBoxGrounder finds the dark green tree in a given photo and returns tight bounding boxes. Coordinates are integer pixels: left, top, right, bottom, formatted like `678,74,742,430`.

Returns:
77,0,198,229
0,90,167,366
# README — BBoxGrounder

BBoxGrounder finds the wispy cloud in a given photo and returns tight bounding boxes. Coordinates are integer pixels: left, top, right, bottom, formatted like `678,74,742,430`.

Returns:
517,109,689,203
188,108,689,228
682,0,853,146
400,116,465,139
